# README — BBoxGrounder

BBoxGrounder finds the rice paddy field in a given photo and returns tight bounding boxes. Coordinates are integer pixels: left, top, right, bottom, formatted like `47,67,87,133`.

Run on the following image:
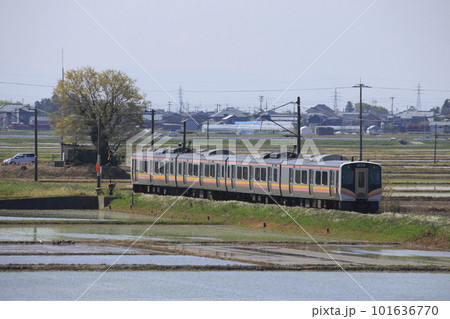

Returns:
0,130,449,248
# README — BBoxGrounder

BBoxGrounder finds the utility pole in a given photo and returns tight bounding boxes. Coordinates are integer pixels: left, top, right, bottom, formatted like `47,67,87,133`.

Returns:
151,109,155,151
178,86,183,114
34,106,38,182
353,81,371,161
60,48,65,161
182,120,187,153
206,120,210,149
97,115,101,189
434,124,438,164
296,97,301,157
390,97,395,115
168,101,171,112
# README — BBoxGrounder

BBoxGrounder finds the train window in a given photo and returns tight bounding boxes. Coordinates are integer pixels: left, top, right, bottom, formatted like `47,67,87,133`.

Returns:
289,168,293,183
255,167,260,181
315,171,321,185
170,162,174,175
227,166,230,178
369,165,381,191
221,165,224,178
188,163,193,176
301,170,307,184
336,171,339,187
358,171,365,188
193,164,199,176
243,166,248,180
273,168,278,182
330,171,335,185
261,168,266,181
232,165,236,178
183,162,186,176
211,164,215,177
267,167,272,182
341,166,354,191
178,162,182,175
154,162,159,174
295,170,301,184
159,162,165,174
322,171,328,186
205,164,209,177
237,166,242,179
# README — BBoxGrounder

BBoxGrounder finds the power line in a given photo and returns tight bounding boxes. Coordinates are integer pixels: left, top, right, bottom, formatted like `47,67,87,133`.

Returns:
0,81,54,88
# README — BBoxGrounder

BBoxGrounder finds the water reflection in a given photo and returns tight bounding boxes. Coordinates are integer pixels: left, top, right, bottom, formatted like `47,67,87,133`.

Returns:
0,271,448,301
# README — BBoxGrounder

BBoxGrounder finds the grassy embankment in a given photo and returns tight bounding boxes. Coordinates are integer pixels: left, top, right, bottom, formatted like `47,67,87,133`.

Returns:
0,178,448,247
109,192,450,248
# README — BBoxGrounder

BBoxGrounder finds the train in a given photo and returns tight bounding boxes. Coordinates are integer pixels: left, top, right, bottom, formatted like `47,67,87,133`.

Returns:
131,147,382,212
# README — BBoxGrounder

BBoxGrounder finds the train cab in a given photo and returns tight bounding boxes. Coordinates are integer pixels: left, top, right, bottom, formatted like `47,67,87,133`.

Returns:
339,161,382,212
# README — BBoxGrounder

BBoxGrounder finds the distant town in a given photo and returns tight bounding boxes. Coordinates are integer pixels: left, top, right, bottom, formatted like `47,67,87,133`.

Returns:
1,98,449,136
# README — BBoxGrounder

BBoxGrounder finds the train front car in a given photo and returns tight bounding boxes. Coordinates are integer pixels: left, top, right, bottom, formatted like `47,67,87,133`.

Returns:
339,161,382,212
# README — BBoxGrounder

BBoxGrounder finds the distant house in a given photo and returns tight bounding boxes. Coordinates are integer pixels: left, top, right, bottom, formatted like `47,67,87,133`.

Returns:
209,107,249,123
429,121,450,134
306,104,342,127
0,103,33,129
306,104,335,116
389,109,434,132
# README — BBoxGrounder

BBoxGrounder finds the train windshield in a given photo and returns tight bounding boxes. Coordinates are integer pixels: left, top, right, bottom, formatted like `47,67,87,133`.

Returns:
369,165,382,191
341,165,355,192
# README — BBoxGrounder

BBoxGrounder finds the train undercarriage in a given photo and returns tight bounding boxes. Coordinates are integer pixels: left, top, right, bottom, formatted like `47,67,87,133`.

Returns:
132,184,379,213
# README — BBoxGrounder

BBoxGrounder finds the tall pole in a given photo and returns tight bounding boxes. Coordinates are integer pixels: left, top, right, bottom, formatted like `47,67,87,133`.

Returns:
97,115,101,188
296,96,301,157
182,120,187,152
34,107,38,182
434,124,438,164
60,48,64,161
206,119,210,149
353,82,371,161
390,97,395,115
150,109,155,151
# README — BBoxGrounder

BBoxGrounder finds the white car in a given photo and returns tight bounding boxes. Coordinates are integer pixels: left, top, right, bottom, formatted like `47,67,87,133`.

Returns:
2,153,36,165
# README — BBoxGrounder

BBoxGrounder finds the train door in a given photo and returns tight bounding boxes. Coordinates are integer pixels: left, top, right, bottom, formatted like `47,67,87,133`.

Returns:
309,169,313,195
231,165,235,189
183,162,187,186
132,159,137,181
216,164,220,188
267,167,272,192
164,161,168,184
199,163,203,187
288,168,293,194
249,166,253,191
355,168,368,199
329,170,335,197
149,160,153,183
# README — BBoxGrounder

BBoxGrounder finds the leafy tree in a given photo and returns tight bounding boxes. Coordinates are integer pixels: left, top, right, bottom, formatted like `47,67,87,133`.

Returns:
53,67,148,157
345,101,354,112
441,99,450,116
35,96,60,114
355,103,388,115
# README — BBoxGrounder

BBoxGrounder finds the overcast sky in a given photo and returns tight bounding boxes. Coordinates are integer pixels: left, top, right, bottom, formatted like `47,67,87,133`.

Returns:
1,0,449,113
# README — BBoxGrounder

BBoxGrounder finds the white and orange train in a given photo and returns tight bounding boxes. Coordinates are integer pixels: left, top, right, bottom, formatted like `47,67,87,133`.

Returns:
131,148,382,212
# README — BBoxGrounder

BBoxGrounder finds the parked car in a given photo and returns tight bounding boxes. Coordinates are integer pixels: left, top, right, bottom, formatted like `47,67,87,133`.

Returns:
2,153,35,165
168,132,178,137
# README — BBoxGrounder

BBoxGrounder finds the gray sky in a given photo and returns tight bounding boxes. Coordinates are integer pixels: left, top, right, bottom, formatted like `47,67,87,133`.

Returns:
1,0,449,113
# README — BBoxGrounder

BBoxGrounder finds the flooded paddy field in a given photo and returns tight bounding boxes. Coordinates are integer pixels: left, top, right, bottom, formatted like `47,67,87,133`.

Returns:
0,204,448,300
0,271,448,301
